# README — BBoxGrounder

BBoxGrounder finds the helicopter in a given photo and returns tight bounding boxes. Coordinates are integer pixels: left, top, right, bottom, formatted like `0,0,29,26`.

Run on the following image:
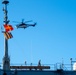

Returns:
14,19,37,29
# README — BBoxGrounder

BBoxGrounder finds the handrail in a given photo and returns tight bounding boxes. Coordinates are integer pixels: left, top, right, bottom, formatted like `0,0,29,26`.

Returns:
0,63,74,71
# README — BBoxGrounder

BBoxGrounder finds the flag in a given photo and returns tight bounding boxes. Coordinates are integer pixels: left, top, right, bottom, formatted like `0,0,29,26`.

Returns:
4,24,14,32
4,32,13,39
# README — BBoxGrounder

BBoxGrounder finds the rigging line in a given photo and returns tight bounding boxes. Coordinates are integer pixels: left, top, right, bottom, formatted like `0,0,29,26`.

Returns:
10,37,24,51
30,40,33,63
8,37,25,57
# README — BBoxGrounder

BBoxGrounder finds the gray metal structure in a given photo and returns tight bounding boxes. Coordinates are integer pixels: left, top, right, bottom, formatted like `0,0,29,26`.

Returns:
2,0,10,70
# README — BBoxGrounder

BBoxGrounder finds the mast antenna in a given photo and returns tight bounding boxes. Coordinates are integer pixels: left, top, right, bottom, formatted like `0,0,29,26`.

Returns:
2,0,10,70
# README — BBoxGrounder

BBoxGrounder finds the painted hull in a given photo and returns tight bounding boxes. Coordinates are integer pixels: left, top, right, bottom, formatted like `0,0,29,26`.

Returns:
0,70,76,75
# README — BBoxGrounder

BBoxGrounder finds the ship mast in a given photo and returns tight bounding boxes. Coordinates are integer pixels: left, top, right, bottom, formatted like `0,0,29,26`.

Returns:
2,0,10,70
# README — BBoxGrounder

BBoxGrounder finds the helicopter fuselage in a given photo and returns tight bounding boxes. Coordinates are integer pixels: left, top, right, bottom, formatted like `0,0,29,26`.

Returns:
16,23,36,29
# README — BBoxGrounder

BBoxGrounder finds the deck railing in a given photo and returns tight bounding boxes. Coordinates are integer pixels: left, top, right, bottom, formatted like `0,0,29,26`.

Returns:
0,63,74,71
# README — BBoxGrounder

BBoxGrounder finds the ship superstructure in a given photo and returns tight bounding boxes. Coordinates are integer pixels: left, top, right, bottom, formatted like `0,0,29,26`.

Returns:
0,0,76,75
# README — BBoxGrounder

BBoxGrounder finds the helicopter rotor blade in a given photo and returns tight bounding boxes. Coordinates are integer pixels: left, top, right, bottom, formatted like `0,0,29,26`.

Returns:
25,20,33,23
12,21,20,23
